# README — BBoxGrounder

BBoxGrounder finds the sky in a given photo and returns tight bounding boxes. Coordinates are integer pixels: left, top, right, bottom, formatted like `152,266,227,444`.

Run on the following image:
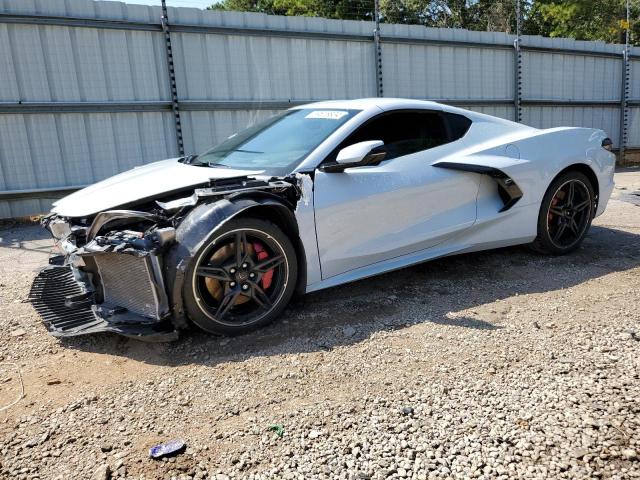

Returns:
98,0,216,8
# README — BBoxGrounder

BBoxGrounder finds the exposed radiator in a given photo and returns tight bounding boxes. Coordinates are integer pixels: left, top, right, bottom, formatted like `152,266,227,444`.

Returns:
93,253,165,319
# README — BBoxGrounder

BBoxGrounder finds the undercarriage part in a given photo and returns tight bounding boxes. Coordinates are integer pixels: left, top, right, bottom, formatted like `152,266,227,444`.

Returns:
29,266,178,341
433,162,523,212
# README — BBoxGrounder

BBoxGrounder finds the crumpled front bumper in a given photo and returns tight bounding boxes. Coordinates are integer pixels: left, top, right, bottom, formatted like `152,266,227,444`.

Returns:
29,216,179,341
29,265,177,341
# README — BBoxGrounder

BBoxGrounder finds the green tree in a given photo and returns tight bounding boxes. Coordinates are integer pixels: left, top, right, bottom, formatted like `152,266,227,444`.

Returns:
525,0,637,44
208,0,377,20
208,0,638,45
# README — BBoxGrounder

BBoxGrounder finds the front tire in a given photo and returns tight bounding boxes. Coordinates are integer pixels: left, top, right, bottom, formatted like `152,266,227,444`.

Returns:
183,218,298,335
531,171,595,255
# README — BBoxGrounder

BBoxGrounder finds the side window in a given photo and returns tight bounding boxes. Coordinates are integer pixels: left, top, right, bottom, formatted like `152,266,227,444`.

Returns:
443,112,472,140
338,111,453,161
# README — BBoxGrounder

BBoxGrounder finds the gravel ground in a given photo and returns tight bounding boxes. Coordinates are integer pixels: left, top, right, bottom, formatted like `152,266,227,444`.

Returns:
0,170,639,480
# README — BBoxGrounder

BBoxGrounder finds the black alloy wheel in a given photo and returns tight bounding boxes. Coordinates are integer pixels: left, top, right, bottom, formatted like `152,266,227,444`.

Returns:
183,218,297,335
532,171,595,255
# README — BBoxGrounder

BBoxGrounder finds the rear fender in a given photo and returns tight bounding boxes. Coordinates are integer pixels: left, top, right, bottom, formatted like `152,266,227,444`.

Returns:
507,127,612,203
436,127,612,209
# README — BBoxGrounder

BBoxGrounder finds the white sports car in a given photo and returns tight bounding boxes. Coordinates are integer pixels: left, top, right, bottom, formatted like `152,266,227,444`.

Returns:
30,98,615,340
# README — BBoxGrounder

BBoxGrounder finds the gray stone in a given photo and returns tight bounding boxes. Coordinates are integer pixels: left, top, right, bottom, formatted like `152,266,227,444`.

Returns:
90,465,110,480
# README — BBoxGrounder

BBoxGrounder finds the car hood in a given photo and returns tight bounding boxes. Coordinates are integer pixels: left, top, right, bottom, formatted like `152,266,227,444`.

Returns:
52,158,264,217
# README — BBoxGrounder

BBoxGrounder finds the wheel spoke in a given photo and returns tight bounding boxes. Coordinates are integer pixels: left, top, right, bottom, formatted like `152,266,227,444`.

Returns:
566,182,575,207
574,199,591,212
569,218,579,235
216,290,241,321
196,265,231,281
251,283,273,309
254,255,285,273
235,231,249,266
549,207,564,216
553,222,567,242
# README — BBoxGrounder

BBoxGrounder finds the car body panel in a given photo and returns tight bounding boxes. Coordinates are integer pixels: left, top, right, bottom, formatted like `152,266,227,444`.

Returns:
52,158,263,217
314,143,481,279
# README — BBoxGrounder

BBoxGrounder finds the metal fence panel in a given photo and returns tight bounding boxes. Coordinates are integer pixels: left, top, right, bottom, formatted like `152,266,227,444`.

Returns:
382,43,514,101
380,23,514,101
1,24,169,102
0,112,178,218
181,109,280,154
629,108,640,148
523,51,621,101
522,106,620,145
631,59,640,101
172,33,376,101
0,0,636,218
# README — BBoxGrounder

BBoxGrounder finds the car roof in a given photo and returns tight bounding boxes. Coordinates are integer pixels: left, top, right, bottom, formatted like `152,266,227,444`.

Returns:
294,97,445,113
293,98,534,131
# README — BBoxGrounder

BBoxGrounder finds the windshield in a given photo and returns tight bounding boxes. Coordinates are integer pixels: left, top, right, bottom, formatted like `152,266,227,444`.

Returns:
193,108,360,175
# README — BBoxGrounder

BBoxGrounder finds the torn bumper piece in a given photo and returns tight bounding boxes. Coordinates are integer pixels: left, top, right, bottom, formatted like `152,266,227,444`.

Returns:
30,266,178,341
30,218,180,342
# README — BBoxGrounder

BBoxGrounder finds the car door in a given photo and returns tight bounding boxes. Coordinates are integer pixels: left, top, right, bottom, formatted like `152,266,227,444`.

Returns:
313,109,481,279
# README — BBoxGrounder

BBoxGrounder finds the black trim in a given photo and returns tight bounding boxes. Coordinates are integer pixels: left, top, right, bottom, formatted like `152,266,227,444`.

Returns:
319,152,387,173
433,162,523,212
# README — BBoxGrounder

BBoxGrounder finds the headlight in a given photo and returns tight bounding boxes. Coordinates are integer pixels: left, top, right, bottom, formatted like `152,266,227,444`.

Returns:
48,218,72,240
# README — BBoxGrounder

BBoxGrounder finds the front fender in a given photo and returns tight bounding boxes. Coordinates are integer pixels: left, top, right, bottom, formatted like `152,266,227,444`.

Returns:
164,196,298,328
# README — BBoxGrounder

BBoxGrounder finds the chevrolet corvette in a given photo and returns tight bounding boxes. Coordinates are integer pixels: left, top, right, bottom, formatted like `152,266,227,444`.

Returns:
30,98,616,340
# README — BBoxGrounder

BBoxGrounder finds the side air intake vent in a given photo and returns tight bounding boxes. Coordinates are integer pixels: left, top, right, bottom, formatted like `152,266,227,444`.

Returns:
433,162,523,212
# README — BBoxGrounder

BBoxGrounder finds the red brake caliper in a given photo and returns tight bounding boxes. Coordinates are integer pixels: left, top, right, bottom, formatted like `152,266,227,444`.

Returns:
253,242,274,289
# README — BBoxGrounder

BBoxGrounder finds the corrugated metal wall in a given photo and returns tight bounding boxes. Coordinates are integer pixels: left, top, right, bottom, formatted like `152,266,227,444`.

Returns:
630,57,640,148
0,0,638,218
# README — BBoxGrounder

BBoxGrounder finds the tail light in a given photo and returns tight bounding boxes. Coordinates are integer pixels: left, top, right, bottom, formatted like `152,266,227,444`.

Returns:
601,138,613,151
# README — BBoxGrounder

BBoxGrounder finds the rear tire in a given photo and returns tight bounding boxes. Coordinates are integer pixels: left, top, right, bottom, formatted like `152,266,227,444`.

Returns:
530,171,595,255
183,218,298,336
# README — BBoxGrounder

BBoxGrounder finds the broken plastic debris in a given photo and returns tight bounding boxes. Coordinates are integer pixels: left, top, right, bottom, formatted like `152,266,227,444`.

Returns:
149,439,186,459
268,424,284,437
295,173,313,206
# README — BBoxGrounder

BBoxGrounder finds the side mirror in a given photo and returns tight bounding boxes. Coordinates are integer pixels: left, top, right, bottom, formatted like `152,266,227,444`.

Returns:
336,140,384,165
320,140,386,173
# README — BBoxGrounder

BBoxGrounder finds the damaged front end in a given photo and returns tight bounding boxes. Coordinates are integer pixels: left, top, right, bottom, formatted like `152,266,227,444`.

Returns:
31,210,179,341
29,176,302,341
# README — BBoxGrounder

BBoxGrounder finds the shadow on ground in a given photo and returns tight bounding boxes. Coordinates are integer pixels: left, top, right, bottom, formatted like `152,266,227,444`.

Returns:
0,223,52,255
47,223,640,367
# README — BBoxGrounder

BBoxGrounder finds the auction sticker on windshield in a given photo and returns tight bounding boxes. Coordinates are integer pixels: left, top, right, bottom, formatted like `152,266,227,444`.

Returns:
305,110,349,120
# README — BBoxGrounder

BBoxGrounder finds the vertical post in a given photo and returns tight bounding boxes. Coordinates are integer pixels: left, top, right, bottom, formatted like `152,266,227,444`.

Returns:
513,0,523,123
618,0,630,165
373,0,383,97
161,0,185,156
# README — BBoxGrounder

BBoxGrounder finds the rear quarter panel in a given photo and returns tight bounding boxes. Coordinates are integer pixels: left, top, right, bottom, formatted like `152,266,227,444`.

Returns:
494,127,615,210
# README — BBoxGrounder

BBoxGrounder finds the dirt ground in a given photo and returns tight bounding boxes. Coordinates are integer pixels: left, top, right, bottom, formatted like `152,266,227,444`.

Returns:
0,170,638,480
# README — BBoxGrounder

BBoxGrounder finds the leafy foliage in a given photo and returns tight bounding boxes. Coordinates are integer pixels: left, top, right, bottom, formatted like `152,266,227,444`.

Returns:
526,0,638,44
208,0,638,45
